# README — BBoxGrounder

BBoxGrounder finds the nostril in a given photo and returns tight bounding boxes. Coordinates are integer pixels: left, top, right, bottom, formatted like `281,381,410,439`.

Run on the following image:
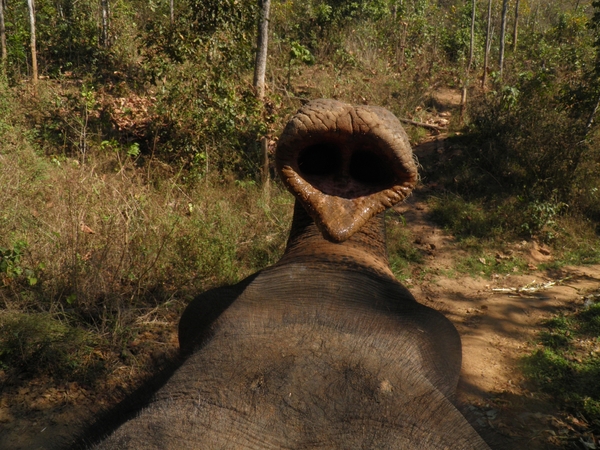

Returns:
298,143,342,176
349,150,395,186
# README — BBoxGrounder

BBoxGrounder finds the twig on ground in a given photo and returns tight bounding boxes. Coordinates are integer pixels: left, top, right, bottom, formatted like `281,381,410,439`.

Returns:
491,277,572,295
398,118,445,131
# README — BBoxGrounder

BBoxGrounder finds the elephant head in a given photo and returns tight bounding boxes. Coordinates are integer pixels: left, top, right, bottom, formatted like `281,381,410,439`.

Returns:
87,100,491,450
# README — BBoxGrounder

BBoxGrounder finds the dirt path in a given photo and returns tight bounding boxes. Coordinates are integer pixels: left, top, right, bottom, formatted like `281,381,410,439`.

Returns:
395,136,600,449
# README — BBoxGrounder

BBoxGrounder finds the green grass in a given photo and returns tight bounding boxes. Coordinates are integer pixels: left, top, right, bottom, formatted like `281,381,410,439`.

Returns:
524,299,600,427
427,192,600,278
455,253,529,278
0,311,106,384
386,213,424,281
0,136,293,385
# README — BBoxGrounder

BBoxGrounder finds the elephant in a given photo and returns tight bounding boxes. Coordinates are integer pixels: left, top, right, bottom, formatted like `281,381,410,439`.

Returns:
86,99,491,449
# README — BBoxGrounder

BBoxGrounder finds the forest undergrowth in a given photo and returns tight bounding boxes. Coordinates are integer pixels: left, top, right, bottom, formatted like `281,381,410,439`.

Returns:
1,1,600,448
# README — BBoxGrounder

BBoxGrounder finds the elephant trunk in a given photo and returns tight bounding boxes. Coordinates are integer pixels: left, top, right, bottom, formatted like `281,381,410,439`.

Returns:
276,99,418,243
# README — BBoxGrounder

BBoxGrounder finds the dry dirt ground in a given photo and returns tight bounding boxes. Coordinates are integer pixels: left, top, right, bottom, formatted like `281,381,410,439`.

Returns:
2,90,599,449
396,184,600,450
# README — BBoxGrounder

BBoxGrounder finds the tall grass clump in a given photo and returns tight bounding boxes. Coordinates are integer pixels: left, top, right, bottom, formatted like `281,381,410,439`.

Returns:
0,134,293,382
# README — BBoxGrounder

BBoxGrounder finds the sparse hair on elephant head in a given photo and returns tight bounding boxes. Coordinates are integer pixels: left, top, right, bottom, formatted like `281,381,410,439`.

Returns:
276,99,418,243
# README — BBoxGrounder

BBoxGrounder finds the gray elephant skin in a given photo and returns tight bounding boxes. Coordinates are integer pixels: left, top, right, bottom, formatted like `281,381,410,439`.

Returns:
82,100,491,449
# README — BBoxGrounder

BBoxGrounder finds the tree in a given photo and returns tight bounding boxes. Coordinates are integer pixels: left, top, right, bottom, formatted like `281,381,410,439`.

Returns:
253,0,271,100
498,0,508,78
0,0,6,73
512,0,520,52
100,0,110,48
482,0,492,88
27,0,38,84
460,0,477,120
170,0,174,25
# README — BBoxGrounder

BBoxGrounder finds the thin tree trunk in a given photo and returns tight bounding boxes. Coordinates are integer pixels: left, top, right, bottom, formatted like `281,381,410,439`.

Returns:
461,0,477,122
482,0,492,88
261,136,270,193
253,0,271,100
586,93,600,132
531,1,539,37
498,0,508,79
512,0,520,52
100,0,110,48
397,21,408,70
27,0,38,85
0,0,7,73
170,0,174,25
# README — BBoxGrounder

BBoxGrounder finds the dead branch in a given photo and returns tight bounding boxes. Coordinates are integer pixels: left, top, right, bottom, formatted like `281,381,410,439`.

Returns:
398,118,444,131
491,277,572,295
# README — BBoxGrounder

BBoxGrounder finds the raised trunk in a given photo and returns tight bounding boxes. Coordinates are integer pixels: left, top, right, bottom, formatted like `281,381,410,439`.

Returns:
169,0,174,25
278,201,393,279
85,100,491,450
253,0,271,100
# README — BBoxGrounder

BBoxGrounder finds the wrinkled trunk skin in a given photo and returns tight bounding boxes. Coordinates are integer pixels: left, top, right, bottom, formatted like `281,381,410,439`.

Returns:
89,100,490,449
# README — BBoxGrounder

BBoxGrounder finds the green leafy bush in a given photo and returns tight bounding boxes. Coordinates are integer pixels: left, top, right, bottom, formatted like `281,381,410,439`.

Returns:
0,240,40,287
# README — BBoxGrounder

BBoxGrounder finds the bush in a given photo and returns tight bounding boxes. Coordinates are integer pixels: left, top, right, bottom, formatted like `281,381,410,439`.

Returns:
467,69,598,207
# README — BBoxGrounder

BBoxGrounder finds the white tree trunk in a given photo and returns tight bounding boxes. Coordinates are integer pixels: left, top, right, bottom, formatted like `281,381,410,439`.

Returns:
170,0,174,25
100,0,110,48
498,0,508,78
253,0,271,100
468,0,476,72
27,0,38,84
0,0,7,71
482,0,492,88
512,0,520,52
461,0,477,121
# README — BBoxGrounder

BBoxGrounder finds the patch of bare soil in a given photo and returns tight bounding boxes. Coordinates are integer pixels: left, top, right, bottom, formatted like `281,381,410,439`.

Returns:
0,324,179,450
430,88,463,111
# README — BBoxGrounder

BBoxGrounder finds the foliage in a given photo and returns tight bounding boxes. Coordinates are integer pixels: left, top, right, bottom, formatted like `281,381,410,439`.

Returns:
386,213,423,280
467,69,597,206
429,195,503,239
0,240,40,287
